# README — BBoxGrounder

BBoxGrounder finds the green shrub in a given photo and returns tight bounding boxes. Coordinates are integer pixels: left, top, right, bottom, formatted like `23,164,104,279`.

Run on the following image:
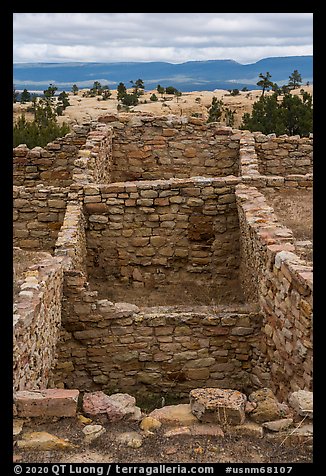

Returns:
14,95,71,148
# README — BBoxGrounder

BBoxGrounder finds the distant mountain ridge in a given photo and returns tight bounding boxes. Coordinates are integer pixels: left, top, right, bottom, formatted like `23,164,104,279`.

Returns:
13,56,313,92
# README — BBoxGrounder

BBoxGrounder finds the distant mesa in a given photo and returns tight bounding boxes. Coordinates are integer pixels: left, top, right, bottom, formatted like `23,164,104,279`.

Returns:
13,56,313,92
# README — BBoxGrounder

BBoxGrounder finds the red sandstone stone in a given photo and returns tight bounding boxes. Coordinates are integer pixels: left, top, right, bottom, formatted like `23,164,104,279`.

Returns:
190,388,247,425
83,391,112,415
14,389,79,417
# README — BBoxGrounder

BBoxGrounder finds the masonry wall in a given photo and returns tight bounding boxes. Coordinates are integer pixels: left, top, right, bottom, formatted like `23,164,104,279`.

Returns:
51,282,264,397
13,126,89,186
110,116,241,181
13,185,70,252
254,133,313,176
236,184,313,401
54,203,88,276
83,176,241,298
72,124,112,185
13,253,63,391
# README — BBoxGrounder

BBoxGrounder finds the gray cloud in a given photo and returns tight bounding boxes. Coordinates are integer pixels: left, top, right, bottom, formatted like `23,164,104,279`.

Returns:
13,13,313,64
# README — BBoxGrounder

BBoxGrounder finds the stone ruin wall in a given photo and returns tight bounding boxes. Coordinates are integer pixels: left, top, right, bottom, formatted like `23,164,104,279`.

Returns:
45,202,264,397
12,115,313,403
13,127,87,187
254,133,313,176
13,252,63,391
52,294,265,398
109,117,240,182
83,177,241,298
236,185,312,401
13,122,113,187
13,185,70,252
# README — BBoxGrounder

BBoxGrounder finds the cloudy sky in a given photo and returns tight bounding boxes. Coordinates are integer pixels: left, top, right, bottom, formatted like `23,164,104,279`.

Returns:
13,13,313,64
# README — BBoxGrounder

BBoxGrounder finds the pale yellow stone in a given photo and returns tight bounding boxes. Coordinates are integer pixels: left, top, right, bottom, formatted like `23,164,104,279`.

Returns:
17,432,76,451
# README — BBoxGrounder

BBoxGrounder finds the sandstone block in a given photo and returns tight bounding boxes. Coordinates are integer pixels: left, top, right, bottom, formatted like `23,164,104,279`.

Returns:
228,421,264,438
288,390,313,418
139,416,162,432
14,389,79,417
17,432,75,451
82,424,106,443
83,391,112,415
149,404,198,426
116,431,143,448
191,423,224,437
85,202,108,214
249,388,285,423
262,418,293,432
83,391,139,422
190,388,246,425
88,214,108,223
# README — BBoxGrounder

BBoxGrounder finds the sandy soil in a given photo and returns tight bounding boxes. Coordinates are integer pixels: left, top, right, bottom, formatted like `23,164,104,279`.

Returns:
13,86,313,128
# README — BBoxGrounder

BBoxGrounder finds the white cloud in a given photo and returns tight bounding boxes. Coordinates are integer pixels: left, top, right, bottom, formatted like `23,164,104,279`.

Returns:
13,13,313,64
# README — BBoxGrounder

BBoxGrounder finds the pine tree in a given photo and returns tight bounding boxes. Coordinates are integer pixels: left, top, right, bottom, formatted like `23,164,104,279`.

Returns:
20,88,31,104
72,84,79,95
257,72,274,97
13,97,70,148
240,90,312,136
117,82,127,101
13,86,19,103
157,85,165,97
288,70,302,90
207,97,224,123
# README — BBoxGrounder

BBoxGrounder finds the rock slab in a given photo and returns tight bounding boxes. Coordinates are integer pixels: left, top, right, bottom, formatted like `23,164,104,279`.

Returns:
82,424,106,443
288,390,313,418
190,388,247,425
17,432,75,451
149,403,198,426
82,391,141,422
14,389,79,417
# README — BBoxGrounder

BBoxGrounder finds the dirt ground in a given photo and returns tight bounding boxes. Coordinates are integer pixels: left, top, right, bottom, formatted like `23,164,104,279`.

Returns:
262,189,313,242
13,417,312,464
88,278,244,308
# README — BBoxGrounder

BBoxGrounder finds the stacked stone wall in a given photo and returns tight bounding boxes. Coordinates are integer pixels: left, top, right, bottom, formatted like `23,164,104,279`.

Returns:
51,284,264,397
111,116,240,181
239,132,313,189
83,176,241,298
13,185,71,251
254,133,313,176
12,116,313,402
13,253,63,391
13,127,89,186
54,203,88,276
235,184,312,401
72,124,112,184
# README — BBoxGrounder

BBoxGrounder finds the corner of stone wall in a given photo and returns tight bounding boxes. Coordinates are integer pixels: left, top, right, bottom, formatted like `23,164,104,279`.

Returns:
54,202,87,277
13,252,64,391
72,122,113,185
235,183,312,401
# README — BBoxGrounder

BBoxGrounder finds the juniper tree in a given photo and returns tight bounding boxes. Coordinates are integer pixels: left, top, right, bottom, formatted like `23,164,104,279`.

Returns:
207,97,224,123
288,70,302,90
117,82,127,101
257,72,274,97
20,88,31,104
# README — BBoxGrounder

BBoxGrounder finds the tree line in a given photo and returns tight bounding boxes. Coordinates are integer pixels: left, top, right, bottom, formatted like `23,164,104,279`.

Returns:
13,69,312,149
